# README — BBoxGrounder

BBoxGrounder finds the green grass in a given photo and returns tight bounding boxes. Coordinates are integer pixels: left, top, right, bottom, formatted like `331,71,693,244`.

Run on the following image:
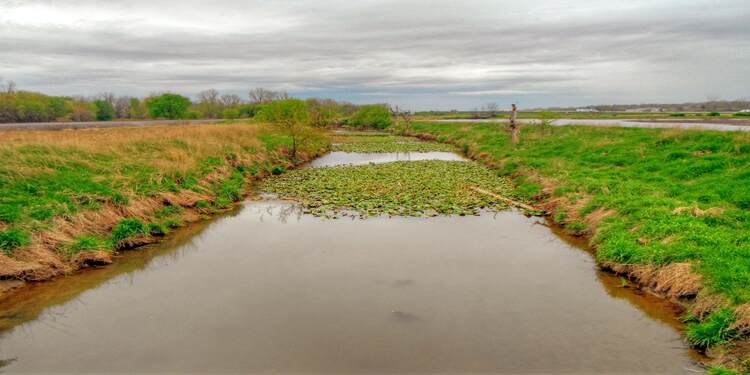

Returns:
408,121,750,305
708,366,741,375
686,308,737,348
66,236,109,256
0,229,30,255
261,160,513,217
110,218,149,247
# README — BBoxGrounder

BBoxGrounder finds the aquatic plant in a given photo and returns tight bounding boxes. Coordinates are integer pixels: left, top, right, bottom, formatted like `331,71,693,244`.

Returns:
262,160,514,217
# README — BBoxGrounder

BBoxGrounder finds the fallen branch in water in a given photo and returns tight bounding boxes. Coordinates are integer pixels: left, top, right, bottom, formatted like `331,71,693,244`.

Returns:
468,186,543,213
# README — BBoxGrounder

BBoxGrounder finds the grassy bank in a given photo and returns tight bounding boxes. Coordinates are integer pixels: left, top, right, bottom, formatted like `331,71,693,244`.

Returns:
407,121,750,372
0,123,328,290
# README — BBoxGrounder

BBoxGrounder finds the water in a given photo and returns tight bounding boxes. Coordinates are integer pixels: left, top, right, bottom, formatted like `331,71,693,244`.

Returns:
0,151,704,373
309,151,466,168
433,118,750,132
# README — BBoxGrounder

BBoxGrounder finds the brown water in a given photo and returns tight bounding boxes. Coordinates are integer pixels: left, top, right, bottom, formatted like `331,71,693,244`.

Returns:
0,199,703,374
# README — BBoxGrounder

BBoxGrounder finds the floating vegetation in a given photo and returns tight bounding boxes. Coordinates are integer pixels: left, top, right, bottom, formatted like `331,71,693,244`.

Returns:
331,135,455,153
261,160,513,217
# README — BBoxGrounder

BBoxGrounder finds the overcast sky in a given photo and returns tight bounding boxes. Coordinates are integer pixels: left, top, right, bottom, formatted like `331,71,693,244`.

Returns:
1,0,748,110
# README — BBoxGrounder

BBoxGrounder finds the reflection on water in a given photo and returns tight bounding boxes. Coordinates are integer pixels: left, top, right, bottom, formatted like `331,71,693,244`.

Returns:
0,201,703,374
309,151,466,167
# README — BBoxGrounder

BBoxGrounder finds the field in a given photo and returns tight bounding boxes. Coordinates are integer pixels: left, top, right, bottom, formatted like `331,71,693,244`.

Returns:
0,123,328,285
415,111,750,123
406,121,750,371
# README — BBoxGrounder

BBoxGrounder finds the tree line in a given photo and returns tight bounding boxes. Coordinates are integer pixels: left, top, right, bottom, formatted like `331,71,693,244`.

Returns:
0,80,375,124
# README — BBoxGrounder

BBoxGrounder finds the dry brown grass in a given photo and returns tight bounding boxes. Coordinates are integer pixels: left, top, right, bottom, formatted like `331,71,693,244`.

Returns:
0,122,330,291
0,124,269,180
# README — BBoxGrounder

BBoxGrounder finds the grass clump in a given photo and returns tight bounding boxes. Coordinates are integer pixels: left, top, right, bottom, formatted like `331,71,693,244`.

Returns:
0,229,30,255
110,218,149,247
66,236,109,256
332,134,455,153
262,160,514,217
686,308,737,348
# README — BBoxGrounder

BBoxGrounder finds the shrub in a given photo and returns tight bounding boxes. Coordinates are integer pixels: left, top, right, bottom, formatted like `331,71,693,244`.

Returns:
734,112,750,117
238,103,261,118
94,100,115,121
256,99,310,158
146,93,192,119
670,113,686,117
223,108,240,120
709,112,721,117
349,105,392,129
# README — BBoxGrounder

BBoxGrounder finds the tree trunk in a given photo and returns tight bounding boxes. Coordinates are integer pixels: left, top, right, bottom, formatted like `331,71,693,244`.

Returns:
509,103,519,144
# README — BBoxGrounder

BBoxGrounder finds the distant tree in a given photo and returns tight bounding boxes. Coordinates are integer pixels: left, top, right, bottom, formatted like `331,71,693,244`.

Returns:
350,104,392,129
69,101,95,122
3,80,16,94
256,99,310,158
483,102,499,117
99,92,115,105
220,94,242,108
94,100,115,121
129,98,145,119
114,97,132,119
146,93,191,119
196,89,221,118
249,88,281,104
307,98,339,127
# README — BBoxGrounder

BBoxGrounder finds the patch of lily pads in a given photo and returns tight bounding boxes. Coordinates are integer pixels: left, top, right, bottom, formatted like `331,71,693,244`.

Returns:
331,135,456,153
261,160,513,218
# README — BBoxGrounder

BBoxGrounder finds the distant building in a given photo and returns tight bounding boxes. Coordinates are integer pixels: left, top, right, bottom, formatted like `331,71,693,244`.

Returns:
739,109,750,113
575,108,598,112
625,107,663,113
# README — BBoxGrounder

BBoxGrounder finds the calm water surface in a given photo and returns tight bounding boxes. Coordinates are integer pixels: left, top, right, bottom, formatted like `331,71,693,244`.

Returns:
0,201,703,374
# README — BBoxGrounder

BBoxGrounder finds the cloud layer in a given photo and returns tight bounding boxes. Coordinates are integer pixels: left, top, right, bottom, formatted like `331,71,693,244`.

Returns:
1,0,748,109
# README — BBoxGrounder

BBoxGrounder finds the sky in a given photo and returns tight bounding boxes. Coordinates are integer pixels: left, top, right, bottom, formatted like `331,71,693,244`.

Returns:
1,0,748,110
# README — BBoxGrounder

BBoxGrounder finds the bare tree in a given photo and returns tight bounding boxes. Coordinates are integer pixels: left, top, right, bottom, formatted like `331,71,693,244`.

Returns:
483,102,499,118
220,94,242,108
100,92,115,105
0,78,16,94
248,88,278,104
197,89,221,118
114,96,132,119
5,81,16,94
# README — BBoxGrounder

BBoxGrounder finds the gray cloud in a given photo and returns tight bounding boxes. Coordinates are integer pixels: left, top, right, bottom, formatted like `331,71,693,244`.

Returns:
0,0,748,109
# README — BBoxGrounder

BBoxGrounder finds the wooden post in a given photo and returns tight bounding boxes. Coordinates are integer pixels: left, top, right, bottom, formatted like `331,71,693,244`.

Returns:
509,103,519,143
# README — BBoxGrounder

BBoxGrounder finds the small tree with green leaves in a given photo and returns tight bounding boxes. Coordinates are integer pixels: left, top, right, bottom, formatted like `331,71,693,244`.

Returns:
94,99,115,121
350,104,392,129
256,99,310,159
146,93,191,119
